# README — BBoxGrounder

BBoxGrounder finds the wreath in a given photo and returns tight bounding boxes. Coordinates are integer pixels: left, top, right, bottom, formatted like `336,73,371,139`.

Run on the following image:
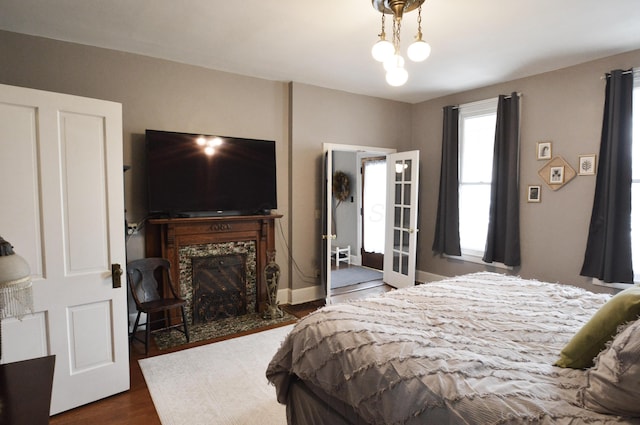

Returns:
332,171,350,203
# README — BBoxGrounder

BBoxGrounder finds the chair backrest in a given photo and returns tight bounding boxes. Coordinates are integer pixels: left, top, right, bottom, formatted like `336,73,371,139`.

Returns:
127,258,172,306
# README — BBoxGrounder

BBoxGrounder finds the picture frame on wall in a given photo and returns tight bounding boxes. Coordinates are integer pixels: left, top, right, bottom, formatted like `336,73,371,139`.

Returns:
578,154,597,175
527,185,541,203
550,166,564,184
537,141,552,160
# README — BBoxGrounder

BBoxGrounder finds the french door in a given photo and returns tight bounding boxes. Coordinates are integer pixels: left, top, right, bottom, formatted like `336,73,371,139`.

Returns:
0,83,129,414
383,151,420,288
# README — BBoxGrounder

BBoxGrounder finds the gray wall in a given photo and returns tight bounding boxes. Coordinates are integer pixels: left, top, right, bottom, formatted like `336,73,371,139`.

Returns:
2,29,640,300
0,30,292,288
0,30,412,302
412,49,640,291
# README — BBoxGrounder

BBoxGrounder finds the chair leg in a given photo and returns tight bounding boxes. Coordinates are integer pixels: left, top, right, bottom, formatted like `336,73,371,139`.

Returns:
130,312,141,343
145,313,151,355
180,306,190,343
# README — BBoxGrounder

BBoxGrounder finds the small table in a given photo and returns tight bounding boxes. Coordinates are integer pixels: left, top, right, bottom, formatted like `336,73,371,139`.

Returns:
331,245,351,265
0,355,56,425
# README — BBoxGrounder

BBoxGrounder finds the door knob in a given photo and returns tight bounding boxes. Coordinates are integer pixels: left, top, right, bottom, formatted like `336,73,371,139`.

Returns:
111,263,123,288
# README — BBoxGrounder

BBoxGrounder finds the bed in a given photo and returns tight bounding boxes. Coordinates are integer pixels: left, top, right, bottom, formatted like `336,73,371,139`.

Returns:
266,272,640,424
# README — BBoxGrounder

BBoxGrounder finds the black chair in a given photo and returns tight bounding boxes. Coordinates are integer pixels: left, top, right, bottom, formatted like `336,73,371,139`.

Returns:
127,258,189,354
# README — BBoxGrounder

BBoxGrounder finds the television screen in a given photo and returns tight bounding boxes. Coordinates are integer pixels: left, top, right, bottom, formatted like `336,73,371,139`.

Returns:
146,130,277,216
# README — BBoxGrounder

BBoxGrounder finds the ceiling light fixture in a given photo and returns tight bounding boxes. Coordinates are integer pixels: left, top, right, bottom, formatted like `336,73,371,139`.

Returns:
371,0,431,87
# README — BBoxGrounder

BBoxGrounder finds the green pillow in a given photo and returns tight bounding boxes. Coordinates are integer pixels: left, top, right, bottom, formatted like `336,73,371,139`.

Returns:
555,286,640,369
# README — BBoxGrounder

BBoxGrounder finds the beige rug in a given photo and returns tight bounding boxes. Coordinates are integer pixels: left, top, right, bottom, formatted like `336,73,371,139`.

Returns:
139,324,294,425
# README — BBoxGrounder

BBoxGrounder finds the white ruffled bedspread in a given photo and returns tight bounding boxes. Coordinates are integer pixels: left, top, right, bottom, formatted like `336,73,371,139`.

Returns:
266,272,640,424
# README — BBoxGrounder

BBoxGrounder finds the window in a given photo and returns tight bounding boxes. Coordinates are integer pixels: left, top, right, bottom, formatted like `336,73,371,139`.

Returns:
458,98,498,259
631,71,640,281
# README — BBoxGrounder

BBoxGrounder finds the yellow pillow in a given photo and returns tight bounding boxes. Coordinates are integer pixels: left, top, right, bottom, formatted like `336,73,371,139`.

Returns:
555,286,640,369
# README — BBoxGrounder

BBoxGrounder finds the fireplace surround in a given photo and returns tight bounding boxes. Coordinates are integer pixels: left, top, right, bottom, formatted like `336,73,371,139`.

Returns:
145,215,281,324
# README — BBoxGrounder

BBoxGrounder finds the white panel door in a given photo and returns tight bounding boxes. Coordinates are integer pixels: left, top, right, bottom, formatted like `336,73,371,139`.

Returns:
383,151,420,288
0,83,129,414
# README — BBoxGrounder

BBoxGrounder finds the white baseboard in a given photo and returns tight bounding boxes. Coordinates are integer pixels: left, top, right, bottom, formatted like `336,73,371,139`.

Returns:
416,270,446,284
277,284,324,306
278,269,447,306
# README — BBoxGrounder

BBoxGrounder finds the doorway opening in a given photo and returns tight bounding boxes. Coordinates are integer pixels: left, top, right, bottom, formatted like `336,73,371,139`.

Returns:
361,156,386,270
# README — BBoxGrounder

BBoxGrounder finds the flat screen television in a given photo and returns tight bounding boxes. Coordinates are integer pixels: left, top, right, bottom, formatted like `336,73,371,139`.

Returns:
145,129,277,217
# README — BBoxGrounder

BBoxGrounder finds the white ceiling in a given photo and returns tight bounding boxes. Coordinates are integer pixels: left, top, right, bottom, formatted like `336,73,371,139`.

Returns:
1,0,639,104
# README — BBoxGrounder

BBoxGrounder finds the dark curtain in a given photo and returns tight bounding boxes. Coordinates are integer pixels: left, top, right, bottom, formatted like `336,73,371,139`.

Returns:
432,106,461,255
321,151,328,292
580,69,634,283
483,93,521,266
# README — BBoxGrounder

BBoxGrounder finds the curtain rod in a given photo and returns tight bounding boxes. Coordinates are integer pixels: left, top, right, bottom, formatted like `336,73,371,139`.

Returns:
447,92,522,110
504,92,522,99
600,68,637,79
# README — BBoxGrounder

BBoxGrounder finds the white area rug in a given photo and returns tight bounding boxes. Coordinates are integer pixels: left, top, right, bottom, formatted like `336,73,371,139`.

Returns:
139,324,293,425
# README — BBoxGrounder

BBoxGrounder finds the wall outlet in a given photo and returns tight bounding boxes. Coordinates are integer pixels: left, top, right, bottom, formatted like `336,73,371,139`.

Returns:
126,223,138,235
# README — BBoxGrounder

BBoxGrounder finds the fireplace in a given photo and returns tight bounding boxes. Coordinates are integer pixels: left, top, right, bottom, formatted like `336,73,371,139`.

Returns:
145,215,281,319
191,254,247,324
178,241,257,324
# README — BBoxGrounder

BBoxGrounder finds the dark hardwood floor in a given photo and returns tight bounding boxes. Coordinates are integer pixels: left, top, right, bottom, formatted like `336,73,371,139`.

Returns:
49,281,391,424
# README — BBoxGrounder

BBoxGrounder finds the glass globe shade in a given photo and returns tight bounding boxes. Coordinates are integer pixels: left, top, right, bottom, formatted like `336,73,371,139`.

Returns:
386,67,409,87
371,39,395,62
407,40,431,62
383,54,405,72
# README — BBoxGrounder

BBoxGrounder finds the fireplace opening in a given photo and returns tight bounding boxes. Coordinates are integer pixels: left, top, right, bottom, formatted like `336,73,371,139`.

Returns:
191,254,247,324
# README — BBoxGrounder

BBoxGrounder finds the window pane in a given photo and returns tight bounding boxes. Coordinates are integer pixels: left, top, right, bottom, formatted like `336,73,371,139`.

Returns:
404,160,412,182
459,184,491,253
403,184,411,205
402,230,409,251
460,114,496,183
403,207,410,228
458,99,497,259
395,161,403,181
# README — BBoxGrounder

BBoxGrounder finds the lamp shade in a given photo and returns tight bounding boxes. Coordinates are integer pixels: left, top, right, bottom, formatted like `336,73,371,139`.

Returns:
371,39,394,62
407,39,431,62
386,66,409,86
0,236,33,319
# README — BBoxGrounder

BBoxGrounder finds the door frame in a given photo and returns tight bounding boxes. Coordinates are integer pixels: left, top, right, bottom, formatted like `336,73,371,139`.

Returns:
322,143,395,302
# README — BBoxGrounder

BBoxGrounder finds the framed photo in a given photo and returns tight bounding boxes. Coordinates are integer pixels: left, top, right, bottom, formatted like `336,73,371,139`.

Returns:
527,185,541,203
579,154,597,175
537,141,552,160
550,166,564,184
